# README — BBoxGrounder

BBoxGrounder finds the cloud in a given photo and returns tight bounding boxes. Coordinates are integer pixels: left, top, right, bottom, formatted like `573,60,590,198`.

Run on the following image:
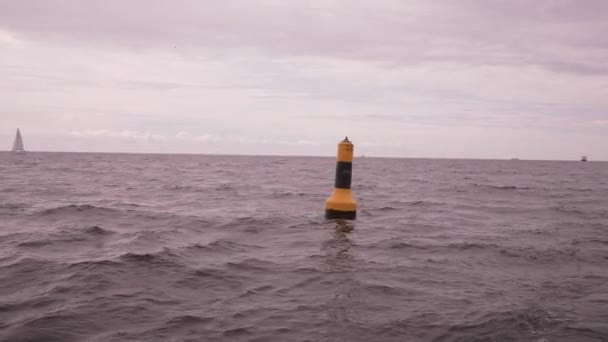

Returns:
69,130,322,147
1,1,607,159
2,1,608,75
0,28,20,45
69,129,168,142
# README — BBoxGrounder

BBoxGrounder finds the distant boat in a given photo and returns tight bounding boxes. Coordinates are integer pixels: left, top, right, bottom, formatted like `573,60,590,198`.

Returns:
581,156,588,162
12,128,25,153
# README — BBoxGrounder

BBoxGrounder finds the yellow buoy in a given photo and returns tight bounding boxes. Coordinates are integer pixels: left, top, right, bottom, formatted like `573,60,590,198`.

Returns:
325,137,357,220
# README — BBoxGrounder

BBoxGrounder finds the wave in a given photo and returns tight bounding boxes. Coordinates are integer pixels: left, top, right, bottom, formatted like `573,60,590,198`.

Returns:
176,267,248,289
0,202,25,209
441,306,563,340
551,205,587,215
370,239,500,252
163,184,221,192
549,205,608,217
271,191,309,198
68,259,121,270
370,206,399,211
472,184,534,190
498,247,579,262
17,226,115,248
222,327,256,337
218,216,288,231
226,258,277,272
32,204,122,217
164,314,214,326
17,240,55,247
118,249,180,266
82,225,115,235
572,238,608,247
188,240,258,253
447,242,500,250
215,184,234,191
406,200,447,207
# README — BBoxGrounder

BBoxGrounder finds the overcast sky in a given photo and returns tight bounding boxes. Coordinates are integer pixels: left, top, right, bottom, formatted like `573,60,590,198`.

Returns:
1,0,607,159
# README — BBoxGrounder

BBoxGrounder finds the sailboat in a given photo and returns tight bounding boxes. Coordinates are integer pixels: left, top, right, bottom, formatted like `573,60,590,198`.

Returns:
12,128,25,153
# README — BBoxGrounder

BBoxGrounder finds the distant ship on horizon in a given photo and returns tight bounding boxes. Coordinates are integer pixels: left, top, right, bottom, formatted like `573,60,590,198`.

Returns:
581,156,588,162
12,128,25,153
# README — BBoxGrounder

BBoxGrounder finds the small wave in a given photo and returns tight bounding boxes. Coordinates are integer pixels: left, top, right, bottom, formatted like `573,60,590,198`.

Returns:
223,327,256,337
17,226,114,248
271,191,308,198
189,240,258,253
406,200,447,207
371,206,399,211
165,315,214,326
550,205,599,215
366,283,402,295
219,216,287,230
499,247,579,262
447,242,498,250
163,184,190,191
390,242,415,249
33,204,120,217
359,209,373,216
114,202,141,208
493,185,518,190
189,268,226,278
0,202,25,209
118,250,179,265
226,258,277,271
215,184,233,191
17,235,87,248
356,184,378,190
1,313,84,341
363,239,421,251
17,240,52,247
176,268,247,289
283,275,324,291
164,184,212,192
572,239,608,247
68,259,121,270
371,240,497,252
120,252,158,262
444,306,563,340
82,225,115,235
472,184,533,190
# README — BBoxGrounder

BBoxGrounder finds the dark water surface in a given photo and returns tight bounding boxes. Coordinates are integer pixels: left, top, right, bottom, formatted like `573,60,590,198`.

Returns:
1,152,607,342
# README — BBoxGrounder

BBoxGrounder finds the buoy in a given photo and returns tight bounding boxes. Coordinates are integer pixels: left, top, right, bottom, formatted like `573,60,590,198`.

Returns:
325,137,357,220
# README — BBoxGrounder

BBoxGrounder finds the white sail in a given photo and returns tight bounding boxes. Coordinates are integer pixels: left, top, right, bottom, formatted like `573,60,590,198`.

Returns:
12,129,25,152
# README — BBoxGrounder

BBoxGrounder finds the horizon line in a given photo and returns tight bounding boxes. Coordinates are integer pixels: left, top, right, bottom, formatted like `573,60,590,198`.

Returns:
0,150,604,162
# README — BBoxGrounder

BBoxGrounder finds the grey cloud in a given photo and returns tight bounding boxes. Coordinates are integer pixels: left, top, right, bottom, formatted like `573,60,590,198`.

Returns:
2,0,608,75
1,0,608,159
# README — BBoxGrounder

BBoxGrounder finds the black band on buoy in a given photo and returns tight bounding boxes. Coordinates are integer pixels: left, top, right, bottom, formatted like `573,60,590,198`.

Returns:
325,209,357,220
334,161,352,189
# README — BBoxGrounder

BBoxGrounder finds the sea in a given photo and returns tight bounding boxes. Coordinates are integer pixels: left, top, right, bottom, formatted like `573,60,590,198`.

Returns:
1,152,607,342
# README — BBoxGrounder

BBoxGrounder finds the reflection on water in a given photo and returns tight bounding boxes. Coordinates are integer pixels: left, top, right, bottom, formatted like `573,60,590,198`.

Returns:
334,219,355,234
322,220,356,272
323,220,361,332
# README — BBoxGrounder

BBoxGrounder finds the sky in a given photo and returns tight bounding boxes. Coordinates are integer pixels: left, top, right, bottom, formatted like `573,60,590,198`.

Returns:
1,0,607,159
